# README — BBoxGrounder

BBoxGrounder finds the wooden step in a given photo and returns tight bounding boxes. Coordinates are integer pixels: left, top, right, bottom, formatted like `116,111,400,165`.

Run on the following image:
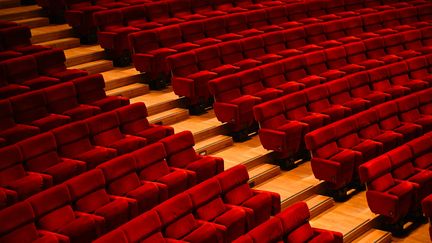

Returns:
255,162,324,210
0,0,20,9
353,229,392,243
69,60,113,74
31,24,74,43
391,223,430,243
39,37,81,50
304,195,335,218
248,163,281,187
15,17,49,28
64,45,105,67
170,110,229,142
0,5,43,21
131,88,186,116
212,135,273,170
310,191,379,243
106,83,149,99
195,135,233,155
102,67,143,90
148,108,189,125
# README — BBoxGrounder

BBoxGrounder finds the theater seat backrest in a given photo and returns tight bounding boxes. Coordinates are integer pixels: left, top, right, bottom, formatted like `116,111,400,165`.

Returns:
18,133,60,172
283,92,309,120
305,125,339,159
123,210,164,242
10,91,49,123
187,178,224,221
87,111,123,145
73,74,107,103
116,102,150,133
169,52,199,77
0,145,25,185
2,55,38,83
217,165,252,205
254,99,286,128
44,82,79,113
209,75,242,102
249,217,284,242
155,193,195,238
359,156,394,191
132,143,170,181
0,100,16,130
387,146,416,180
278,202,314,242
53,121,93,156
0,26,32,49
98,155,141,196
160,131,198,168
66,169,110,213
33,49,67,74
27,184,74,232
0,202,39,243
129,31,159,54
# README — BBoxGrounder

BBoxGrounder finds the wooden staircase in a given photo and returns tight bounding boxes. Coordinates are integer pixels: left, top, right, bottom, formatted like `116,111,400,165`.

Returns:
1,2,430,242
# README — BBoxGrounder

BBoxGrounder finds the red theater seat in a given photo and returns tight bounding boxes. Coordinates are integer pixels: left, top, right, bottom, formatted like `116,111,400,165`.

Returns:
160,131,224,182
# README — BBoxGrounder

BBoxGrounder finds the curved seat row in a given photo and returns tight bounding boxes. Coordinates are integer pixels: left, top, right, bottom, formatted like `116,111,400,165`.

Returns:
304,88,432,193
253,55,432,161
0,49,89,99
94,165,280,243
234,202,343,243
209,36,432,136
0,102,175,206
130,1,429,80
0,74,129,146
359,132,432,225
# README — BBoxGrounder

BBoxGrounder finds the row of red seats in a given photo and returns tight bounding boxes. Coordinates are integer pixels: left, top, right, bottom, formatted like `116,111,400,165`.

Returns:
64,0,297,43
0,74,129,146
253,55,432,163
98,0,379,66
359,132,432,226
0,102,174,206
0,140,200,243
304,88,432,197
423,194,432,240
131,1,429,80
174,20,432,114
95,165,280,243
0,25,51,63
234,202,343,243
208,37,432,138
0,49,89,99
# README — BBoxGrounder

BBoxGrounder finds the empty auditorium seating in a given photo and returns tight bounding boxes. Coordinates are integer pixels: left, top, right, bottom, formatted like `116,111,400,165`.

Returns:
423,195,432,240
0,26,49,55
72,74,130,111
0,99,40,145
0,201,68,242
86,112,147,155
160,131,224,182
66,169,139,231
32,49,88,81
43,82,102,121
94,164,280,242
305,89,432,193
234,202,343,243
115,102,174,143
53,121,118,169
10,91,71,132
0,145,53,200
26,184,103,242
18,133,87,184
0,55,61,90
359,132,432,225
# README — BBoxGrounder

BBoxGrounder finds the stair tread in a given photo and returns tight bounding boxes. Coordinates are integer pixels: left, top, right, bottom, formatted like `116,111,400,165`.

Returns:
102,67,141,82
31,24,74,43
248,163,279,179
69,59,113,74
195,135,233,154
148,108,189,125
212,136,271,170
353,229,392,243
310,191,378,241
0,5,42,20
15,17,49,28
39,37,81,50
105,83,149,98
255,162,322,204
131,89,178,107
